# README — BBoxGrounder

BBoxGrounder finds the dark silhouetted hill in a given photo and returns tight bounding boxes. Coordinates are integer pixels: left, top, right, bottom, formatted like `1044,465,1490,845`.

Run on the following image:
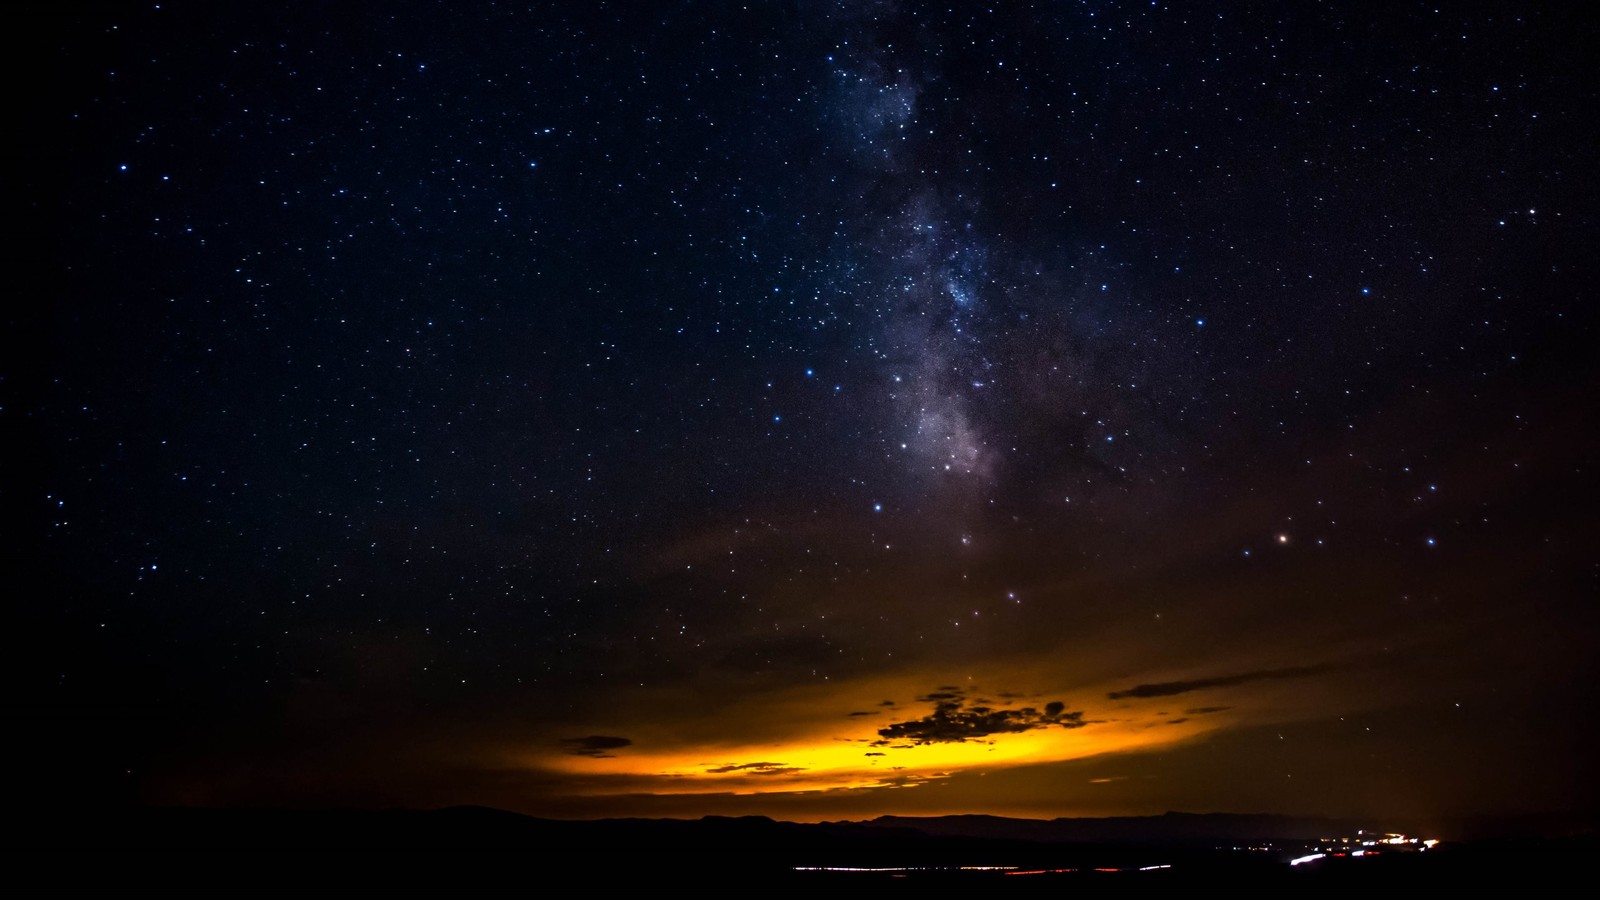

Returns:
15,805,1594,890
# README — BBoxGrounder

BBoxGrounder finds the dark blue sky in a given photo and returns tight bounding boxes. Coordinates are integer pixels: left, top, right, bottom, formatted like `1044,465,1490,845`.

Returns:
18,1,1597,820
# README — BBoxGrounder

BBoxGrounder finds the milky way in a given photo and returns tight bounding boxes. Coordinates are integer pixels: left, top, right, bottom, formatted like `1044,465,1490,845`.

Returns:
21,1,1597,821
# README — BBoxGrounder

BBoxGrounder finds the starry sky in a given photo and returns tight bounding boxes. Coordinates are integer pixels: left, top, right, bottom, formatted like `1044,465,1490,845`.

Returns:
19,1,1598,824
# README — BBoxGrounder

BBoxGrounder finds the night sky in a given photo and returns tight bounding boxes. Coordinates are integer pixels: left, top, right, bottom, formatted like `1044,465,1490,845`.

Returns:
19,1,1598,824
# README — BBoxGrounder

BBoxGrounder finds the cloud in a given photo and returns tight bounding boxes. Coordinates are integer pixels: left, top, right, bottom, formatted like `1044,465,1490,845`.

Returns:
705,761,805,776
1185,706,1233,715
847,711,875,717
875,690,1087,745
1106,665,1329,700
560,735,633,758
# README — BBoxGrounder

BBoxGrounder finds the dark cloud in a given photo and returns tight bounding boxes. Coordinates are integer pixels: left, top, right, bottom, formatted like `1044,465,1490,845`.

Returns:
1185,706,1233,715
560,735,633,758
1167,718,1189,725
705,761,805,776
865,751,885,757
878,700,897,707
1106,666,1330,700
876,691,1087,745
847,711,875,717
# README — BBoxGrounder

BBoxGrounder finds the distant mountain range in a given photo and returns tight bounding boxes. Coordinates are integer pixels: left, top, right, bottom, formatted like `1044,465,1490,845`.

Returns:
15,805,1593,888
858,811,1374,844
24,804,1590,848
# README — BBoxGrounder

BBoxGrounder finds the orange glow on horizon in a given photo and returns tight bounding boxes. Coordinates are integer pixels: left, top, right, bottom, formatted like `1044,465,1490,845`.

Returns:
537,715,1211,796
504,660,1275,800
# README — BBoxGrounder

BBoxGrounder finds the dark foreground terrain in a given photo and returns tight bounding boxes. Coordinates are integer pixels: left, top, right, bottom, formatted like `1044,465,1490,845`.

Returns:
16,807,1594,891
